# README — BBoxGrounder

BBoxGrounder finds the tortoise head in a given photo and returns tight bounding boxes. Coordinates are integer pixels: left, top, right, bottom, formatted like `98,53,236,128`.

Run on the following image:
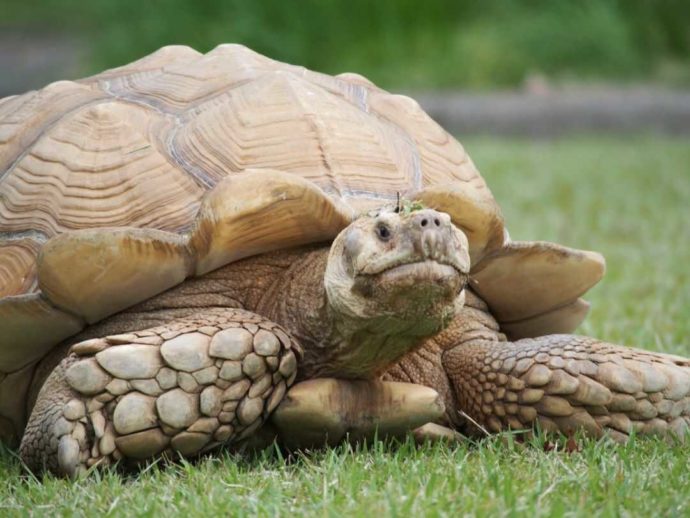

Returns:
320,206,469,376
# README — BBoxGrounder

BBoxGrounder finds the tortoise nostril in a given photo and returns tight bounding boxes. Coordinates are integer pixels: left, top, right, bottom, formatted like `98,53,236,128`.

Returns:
420,219,428,227
433,218,440,227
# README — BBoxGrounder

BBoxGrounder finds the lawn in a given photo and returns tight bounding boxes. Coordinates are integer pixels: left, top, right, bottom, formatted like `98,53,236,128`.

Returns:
5,0,690,89
1,136,688,517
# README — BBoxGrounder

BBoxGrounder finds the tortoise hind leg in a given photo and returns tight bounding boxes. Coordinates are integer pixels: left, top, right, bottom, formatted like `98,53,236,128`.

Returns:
443,335,690,441
20,308,299,477
268,378,447,450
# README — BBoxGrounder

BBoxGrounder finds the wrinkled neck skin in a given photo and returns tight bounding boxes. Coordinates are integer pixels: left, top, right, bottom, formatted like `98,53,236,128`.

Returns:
47,244,461,383
309,298,461,380
259,246,462,380
141,243,460,380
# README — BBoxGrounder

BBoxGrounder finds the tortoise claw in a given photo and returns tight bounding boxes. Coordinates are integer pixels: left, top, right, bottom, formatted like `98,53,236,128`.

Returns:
413,423,465,444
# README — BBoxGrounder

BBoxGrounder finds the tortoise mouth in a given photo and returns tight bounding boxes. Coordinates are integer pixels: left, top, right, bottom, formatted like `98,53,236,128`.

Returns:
360,252,469,278
375,260,464,283
353,260,467,298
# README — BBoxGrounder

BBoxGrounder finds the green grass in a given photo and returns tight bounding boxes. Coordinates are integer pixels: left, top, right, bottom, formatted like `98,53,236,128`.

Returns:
469,135,690,354
1,136,688,516
3,0,690,89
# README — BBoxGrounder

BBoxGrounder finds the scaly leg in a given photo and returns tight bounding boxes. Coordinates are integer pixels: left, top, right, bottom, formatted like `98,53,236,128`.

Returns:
20,308,299,477
443,335,690,441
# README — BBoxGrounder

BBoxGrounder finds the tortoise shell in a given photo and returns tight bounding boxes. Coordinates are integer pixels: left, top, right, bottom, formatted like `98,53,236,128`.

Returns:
0,43,498,280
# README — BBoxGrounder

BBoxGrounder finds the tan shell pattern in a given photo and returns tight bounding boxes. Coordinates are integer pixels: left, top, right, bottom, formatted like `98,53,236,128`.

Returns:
0,43,495,300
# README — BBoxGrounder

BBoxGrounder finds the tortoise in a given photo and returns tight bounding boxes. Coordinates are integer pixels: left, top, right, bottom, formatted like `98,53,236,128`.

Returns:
1,45,689,478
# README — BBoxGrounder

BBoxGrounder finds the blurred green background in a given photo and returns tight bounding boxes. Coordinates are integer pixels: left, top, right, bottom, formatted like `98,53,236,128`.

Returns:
2,0,690,91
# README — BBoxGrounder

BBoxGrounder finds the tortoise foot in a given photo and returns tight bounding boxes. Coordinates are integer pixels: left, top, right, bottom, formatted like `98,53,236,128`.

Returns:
20,308,300,477
444,335,690,442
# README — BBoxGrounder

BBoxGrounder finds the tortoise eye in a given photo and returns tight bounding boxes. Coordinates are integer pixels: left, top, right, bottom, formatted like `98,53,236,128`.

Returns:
376,224,392,241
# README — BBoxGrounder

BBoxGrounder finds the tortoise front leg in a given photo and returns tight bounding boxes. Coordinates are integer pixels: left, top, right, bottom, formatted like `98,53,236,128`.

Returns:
443,336,690,441
20,308,299,477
